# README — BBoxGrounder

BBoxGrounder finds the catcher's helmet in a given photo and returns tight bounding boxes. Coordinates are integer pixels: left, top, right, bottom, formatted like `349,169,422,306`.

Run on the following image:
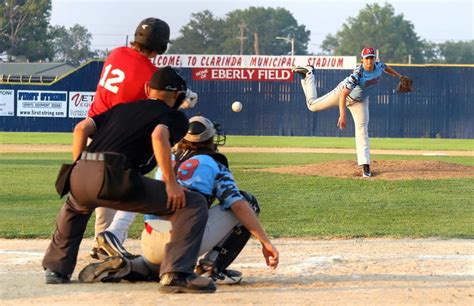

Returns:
134,17,170,54
184,116,226,146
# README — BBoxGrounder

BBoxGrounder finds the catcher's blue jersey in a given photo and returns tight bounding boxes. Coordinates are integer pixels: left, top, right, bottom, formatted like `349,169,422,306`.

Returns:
342,61,386,101
154,154,244,210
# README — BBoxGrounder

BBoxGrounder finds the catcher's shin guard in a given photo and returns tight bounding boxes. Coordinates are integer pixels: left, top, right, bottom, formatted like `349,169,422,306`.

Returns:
197,191,259,275
198,224,251,274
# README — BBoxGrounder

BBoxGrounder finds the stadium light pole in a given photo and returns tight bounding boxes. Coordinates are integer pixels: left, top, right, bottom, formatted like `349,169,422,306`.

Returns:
276,36,295,56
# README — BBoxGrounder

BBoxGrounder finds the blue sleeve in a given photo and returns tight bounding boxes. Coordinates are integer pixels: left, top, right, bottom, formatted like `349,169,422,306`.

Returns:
214,163,245,210
379,61,387,71
342,64,363,90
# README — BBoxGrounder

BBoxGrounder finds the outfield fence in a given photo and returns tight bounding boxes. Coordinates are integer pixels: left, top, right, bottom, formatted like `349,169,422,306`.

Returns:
0,59,472,138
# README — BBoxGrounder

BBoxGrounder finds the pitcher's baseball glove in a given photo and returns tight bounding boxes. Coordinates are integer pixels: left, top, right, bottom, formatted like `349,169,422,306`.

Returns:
396,75,413,93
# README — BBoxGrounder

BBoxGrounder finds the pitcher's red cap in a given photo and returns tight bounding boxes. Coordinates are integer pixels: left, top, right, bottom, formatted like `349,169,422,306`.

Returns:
361,47,375,58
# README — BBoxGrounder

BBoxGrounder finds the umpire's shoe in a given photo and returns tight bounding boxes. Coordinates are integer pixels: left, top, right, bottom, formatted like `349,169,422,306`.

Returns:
159,272,216,294
78,256,130,283
292,65,314,78
96,231,135,258
45,269,70,284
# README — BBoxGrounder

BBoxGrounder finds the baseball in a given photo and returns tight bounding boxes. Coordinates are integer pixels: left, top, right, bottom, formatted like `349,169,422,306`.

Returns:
232,101,243,112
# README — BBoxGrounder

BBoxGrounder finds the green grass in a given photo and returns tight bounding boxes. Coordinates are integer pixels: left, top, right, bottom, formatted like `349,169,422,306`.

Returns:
1,132,473,150
1,152,473,239
227,136,474,151
0,132,73,144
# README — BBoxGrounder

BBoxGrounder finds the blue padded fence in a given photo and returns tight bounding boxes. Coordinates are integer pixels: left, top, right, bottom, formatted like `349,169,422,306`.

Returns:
1,61,472,138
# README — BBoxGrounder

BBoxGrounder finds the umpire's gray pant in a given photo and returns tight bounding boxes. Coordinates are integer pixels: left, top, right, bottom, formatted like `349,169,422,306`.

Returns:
42,158,208,278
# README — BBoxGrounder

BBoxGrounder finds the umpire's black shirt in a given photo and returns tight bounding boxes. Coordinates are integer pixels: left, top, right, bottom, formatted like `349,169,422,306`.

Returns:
87,99,188,174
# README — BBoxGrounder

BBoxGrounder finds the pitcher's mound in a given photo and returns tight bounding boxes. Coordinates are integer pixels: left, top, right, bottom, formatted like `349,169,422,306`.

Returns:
259,160,474,180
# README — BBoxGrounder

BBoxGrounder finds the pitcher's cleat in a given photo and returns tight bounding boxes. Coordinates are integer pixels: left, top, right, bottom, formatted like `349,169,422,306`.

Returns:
291,65,314,78
362,164,372,177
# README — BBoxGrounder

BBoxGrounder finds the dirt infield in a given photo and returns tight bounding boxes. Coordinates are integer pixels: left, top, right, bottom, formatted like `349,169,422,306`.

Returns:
259,160,474,180
1,144,473,157
0,238,473,305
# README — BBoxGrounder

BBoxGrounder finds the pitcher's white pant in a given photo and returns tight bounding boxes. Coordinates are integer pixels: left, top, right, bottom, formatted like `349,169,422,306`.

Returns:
141,205,240,268
301,73,370,165
95,208,137,243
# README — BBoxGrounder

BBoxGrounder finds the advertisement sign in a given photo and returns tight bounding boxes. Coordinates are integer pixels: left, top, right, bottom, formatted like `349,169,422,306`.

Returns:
69,91,95,118
17,90,67,117
0,89,14,116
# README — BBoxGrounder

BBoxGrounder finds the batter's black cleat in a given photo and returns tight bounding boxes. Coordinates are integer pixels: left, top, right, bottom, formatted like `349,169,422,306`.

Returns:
96,231,135,258
45,269,70,284
362,164,372,177
78,256,130,283
159,272,216,294
292,65,314,78
89,247,109,260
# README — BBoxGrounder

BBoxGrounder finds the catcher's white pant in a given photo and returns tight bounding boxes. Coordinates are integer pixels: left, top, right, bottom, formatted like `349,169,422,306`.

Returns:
141,205,240,269
95,208,137,243
301,73,370,165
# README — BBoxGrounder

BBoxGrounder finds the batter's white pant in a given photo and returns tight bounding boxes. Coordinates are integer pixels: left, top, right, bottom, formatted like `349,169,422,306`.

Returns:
141,205,240,270
94,208,137,243
301,73,370,165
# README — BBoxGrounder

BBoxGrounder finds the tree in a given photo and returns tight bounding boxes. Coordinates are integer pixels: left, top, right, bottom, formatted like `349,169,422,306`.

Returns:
51,24,95,66
224,7,310,55
169,7,310,55
0,0,53,61
321,3,425,63
169,10,225,54
437,40,474,64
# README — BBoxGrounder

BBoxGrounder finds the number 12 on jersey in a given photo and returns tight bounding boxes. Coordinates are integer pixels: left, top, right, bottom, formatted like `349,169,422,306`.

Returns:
98,64,125,94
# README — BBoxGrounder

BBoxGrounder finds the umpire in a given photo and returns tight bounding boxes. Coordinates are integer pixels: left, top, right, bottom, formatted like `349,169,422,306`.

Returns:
42,66,216,293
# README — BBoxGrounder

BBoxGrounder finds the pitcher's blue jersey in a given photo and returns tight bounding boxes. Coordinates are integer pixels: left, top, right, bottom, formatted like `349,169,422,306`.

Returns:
341,61,386,101
154,154,244,210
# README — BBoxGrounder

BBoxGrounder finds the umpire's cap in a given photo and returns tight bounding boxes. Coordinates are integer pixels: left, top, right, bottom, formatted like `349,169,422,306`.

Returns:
134,17,170,54
150,66,186,92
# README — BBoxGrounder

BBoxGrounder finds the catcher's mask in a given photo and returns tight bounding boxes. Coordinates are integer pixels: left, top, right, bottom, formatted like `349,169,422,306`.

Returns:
134,17,170,54
184,116,226,147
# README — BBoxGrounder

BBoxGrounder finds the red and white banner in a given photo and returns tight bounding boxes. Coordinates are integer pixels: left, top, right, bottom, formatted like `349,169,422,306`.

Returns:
192,68,293,82
153,54,356,82
154,54,356,70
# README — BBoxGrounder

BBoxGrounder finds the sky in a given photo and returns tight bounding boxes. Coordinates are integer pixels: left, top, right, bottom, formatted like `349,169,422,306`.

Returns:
50,0,474,54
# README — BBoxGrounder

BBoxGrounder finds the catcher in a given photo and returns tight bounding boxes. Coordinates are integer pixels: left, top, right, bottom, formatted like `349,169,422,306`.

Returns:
293,47,412,177
78,115,279,286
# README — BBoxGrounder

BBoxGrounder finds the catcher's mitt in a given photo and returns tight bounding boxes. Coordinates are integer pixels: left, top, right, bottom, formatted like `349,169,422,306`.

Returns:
396,75,413,93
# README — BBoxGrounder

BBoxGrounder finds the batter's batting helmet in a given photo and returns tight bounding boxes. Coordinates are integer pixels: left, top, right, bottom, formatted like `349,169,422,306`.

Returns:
184,116,226,146
134,17,170,54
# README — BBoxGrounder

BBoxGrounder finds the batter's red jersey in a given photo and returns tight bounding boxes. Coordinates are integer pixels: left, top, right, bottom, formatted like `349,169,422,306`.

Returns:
87,47,157,117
